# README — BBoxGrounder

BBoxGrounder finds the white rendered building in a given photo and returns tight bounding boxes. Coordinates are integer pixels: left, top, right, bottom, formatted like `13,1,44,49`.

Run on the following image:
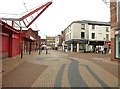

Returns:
64,20,111,52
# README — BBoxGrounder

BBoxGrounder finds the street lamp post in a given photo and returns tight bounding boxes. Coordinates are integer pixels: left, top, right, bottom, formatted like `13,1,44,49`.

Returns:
103,38,106,54
73,39,74,52
21,42,23,58
104,38,105,45
29,42,31,55
39,44,41,55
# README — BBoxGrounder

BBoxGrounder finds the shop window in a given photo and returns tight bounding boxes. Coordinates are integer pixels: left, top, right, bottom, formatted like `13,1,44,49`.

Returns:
115,35,120,59
118,1,120,22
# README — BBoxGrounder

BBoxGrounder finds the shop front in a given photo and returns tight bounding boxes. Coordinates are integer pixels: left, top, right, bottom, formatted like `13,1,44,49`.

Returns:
65,39,88,52
1,21,20,58
115,29,120,59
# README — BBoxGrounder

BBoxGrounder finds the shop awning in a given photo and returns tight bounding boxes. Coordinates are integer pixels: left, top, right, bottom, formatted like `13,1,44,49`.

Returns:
114,28,120,30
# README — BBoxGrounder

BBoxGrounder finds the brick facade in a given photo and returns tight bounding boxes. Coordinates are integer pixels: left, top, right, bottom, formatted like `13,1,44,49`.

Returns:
110,0,120,61
22,28,41,53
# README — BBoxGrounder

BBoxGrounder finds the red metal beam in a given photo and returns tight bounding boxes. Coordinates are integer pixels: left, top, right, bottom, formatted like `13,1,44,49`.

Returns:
20,2,52,21
26,2,52,28
23,20,27,27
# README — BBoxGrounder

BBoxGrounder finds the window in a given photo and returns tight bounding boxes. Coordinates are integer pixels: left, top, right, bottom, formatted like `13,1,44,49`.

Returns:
81,24,85,29
92,33,95,39
69,26,71,31
106,27,109,32
106,34,109,40
115,35,120,59
70,33,71,39
92,25,95,29
81,32,85,39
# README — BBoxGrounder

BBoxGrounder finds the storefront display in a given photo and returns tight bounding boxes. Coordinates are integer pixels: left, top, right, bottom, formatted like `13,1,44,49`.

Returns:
115,33,120,59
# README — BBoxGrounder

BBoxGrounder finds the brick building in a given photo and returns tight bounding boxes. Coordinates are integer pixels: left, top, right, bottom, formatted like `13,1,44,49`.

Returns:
0,20,41,59
22,28,41,53
110,0,120,61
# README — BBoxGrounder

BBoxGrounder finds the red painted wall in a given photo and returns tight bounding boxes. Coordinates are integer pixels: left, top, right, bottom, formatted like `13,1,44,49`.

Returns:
11,34,20,57
2,33,9,58
2,33,9,53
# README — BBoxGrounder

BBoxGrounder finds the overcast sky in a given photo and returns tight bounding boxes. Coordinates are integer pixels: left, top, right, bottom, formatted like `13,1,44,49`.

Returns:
0,0,110,38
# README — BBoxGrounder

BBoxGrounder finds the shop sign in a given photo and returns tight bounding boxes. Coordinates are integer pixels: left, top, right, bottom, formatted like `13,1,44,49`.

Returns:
79,40,87,43
12,34,19,39
105,42,111,45
115,30,120,35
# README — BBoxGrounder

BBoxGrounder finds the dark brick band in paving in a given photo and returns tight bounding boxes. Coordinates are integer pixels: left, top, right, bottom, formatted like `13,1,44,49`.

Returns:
88,59,119,79
3,61,48,87
69,52,119,79
68,59,87,87
54,64,66,88
85,65,110,88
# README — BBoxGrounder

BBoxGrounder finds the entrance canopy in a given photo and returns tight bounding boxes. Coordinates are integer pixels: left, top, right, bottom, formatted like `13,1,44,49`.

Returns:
0,1,52,29
0,20,19,34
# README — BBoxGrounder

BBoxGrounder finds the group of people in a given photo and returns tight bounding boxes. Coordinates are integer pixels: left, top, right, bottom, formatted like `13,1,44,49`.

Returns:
92,45,110,54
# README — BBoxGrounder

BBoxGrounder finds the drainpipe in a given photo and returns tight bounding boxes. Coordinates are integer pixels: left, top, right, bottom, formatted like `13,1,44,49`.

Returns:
39,45,41,55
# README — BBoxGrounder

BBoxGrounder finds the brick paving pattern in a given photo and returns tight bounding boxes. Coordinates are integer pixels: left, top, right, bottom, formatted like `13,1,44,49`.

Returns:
2,50,119,88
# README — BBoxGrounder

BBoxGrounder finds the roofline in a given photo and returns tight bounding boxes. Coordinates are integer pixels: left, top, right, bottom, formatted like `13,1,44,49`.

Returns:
64,20,110,31
72,20,110,25
0,20,19,34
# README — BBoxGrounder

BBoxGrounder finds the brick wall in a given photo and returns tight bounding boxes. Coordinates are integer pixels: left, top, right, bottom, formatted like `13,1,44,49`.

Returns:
110,0,120,61
25,28,36,38
111,38,115,60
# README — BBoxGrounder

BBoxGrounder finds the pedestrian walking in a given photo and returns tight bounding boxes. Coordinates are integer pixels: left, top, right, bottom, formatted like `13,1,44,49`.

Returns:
101,46,104,54
104,48,107,54
96,47,99,53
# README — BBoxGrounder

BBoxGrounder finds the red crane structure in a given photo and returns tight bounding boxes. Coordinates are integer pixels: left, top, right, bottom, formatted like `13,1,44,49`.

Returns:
1,1,52,28
1,1,52,58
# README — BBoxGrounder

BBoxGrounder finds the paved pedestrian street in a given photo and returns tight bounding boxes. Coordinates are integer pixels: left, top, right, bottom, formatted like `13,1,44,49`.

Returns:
2,50,120,88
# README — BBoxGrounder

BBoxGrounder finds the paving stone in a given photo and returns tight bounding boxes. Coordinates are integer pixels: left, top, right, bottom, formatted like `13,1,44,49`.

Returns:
2,50,119,88
3,61,47,87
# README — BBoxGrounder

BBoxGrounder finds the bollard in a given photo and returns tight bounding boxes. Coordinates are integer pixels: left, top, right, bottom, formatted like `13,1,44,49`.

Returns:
29,50,31,55
39,48,41,55
46,49,48,54
21,49,23,58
